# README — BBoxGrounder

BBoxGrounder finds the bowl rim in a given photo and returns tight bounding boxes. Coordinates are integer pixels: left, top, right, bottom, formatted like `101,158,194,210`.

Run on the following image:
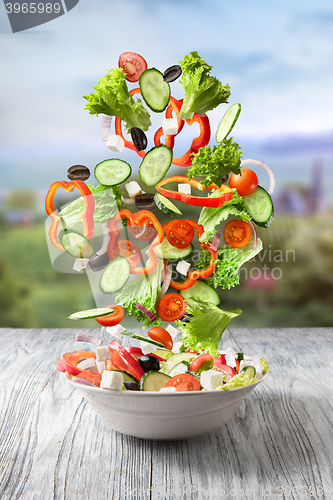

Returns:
64,371,269,396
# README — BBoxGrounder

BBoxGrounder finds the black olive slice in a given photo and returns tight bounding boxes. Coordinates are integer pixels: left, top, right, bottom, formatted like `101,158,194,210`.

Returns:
130,127,148,151
67,165,90,181
163,65,182,83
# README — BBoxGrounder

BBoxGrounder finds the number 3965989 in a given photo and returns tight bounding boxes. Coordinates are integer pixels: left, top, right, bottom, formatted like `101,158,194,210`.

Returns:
5,3,61,14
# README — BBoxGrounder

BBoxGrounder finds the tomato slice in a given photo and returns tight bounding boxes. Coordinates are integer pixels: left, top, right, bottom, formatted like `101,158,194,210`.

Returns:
148,326,173,351
165,373,201,392
128,220,157,241
223,220,252,248
213,360,236,382
77,370,102,387
118,240,142,267
190,353,213,373
62,351,96,376
56,360,65,372
165,220,195,249
158,293,187,322
229,168,258,197
95,305,124,327
118,52,147,83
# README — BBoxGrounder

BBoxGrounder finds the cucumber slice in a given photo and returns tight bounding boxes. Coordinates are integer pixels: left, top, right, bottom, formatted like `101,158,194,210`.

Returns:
112,370,138,383
180,280,220,306
154,193,182,218
100,256,130,294
94,159,131,186
68,307,114,320
140,371,171,391
139,68,171,113
161,352,198,375
241,366,256,378
168,361,190,377
154,238,193,260
216,103,241,143
59,229,94,258
243,185,274,228
120,330,166,349
139,144,173,187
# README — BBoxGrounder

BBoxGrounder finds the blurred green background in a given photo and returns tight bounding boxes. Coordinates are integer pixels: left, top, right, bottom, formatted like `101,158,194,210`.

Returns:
1,0,333,329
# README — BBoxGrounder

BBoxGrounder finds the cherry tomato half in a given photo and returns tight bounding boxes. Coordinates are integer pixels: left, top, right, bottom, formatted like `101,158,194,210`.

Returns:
77,370,102,387
148,327,173,351
165,373,201,392
165,220,195,249
118,240,142,267
223,220,252,248
128,220,157,241
158,293,187,322
62,351,96,376
229,168,258,196
118,52,148,83
95,305,124,327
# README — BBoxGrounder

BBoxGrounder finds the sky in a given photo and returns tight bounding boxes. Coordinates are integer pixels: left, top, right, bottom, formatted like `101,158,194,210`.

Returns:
0,0,333,201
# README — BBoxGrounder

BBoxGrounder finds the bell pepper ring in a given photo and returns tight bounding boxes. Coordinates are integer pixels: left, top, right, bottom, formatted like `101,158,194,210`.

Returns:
107,209,164,275
114,88,146,157
163,219,218,290
45,180,94,250
155,176,233,208
154,96,184,150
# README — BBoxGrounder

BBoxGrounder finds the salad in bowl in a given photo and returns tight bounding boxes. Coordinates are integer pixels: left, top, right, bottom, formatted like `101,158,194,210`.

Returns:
46,50,273,437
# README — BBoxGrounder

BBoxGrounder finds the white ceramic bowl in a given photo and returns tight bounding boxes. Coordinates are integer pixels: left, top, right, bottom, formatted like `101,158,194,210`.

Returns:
65,373,269,440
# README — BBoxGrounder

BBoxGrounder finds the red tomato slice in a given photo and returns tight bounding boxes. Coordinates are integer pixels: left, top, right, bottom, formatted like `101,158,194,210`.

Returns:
223,220,252,248
213,360,236,382
148,326,173,351
77,370,102,387
128,221,157,241
165,220,195,249
165,373,201,392
62,351,96,376
118,52,148,82
213,355,226,369
56,360,65,372
157,293,187,322
229,168,258,196
190,353,213,372
118,240,142,267
95,305,124,327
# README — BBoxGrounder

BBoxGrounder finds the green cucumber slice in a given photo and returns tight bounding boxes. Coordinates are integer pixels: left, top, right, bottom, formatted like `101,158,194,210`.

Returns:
68,307,114,320
100,256,130,294
112,370,138,383
154,238,193,260
243,185,274,228
216,103,241,143
168,361,190,377
120,330,166,349
94,159,131,186
241,366,256,378
154,193,182,218
139,68,171,113
139,144,173,187
161,352,198,375
140,371,171,391
59,229,94,258
180,280,220,306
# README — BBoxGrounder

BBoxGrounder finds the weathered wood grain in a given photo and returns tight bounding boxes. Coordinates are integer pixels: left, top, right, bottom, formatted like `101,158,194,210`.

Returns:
0,328,332,500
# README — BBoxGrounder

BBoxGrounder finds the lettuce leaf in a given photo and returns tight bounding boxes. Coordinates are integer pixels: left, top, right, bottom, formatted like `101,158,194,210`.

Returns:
176,298,241,356
261,357,271,374
198,189,251,243
84,67,151,133
178,51,230,120
196,237,263,289
115,259,164,328
222,371,258,390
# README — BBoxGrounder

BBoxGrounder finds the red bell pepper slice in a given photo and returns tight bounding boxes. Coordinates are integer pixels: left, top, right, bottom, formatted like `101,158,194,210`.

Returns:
213,361,236,382
110,339,145,380
107,209,164,275
190,353,213,372
62,350,96,376
155,175,233,208
45,180,94,250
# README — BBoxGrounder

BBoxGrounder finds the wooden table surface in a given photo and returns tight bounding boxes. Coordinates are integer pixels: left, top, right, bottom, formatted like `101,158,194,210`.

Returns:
0,327,332,500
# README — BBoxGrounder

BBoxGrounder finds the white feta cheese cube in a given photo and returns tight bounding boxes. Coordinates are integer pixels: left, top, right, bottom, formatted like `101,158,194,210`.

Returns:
162,118,178,136
252,355,262,379
125,181,142,199
166,324,179,340
239,359,254,372
73,258,89,273
96,361,106,373
176,260,191,276
200,370,226,391
95,346,111,362
105,324,126,339
140,341,157,355
172,341,182,353
225,352,236,368
178,183,191,195
106,134,124,152
100,370,123,390
159,386,177,393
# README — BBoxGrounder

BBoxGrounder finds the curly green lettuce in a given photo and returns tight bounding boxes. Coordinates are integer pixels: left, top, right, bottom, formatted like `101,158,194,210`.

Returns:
178,51,231,120
176,298,241,356
84,67,151,133
222,371,258,390
196,237,263,289
261,357,271,374
188,138,242,189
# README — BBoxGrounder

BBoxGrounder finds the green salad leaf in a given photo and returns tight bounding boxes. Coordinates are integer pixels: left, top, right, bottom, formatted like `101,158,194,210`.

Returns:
196,237,263,289
84,67,151,133
115,259,164,328
198,189,251,243
188,138,242,189
261,357,271,374
176,298,241,356
222,371,258,390
178,51,231,120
